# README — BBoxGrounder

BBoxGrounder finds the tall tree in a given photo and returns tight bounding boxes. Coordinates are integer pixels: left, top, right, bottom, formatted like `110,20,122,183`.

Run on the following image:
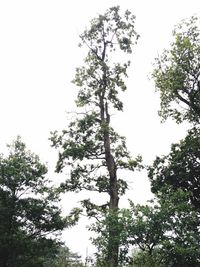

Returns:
145,15,200,267
0,137,75,267
151,15,200,201
51,6,140,267
152,16,200,124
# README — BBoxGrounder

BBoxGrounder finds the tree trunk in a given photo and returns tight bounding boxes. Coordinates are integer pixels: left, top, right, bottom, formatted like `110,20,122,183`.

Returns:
97,41,120,267
100,97,119,267
107,154,119,267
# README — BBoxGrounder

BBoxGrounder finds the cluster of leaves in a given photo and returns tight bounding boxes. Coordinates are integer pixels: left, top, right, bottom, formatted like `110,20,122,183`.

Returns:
127,190,200,267
74,6,139,111
0,137,78,267
89,209,132,266
149,126,200,209
152,16,200,123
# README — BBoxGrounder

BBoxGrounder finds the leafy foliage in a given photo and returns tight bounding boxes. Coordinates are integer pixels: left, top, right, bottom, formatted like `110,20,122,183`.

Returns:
149,15,200,267
127,200,169,254
131,248,165,267
147,128,200,265
50,6,140,267
126,190,200,267
152,16,200,123
158,190,200,267
89,209,132,266
148,127,200,210
0,137,75,267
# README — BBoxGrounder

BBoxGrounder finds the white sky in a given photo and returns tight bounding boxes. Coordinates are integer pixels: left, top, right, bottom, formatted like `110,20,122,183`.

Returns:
0,0,199,261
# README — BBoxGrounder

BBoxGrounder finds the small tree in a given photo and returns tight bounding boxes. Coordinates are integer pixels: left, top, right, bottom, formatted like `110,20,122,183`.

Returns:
0,137,73,267
126,191,200,267
149,127,200,210
51,6,140,267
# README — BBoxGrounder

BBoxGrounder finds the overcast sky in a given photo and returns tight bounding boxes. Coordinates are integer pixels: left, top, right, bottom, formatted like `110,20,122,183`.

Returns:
0,0,199,261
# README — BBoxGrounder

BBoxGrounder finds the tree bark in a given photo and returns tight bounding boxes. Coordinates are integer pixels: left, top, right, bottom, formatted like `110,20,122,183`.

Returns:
95,40,119,267
99,96,119,267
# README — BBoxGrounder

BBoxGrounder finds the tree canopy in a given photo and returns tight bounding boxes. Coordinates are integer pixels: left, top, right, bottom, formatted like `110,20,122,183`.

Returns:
0,137,74,267
152,16,200,124
127,190,200,267
149,127,200,210
147,14,200,267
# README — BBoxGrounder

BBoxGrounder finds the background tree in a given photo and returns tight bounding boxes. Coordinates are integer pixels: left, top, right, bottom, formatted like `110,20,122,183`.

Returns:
149,127,200,210
127,200,169,264
130,249,164,267
157,190,200,267
0,137,76,267
152,16,200,124
126,190,200,267
148,15,200,266
43,245,84,267
51,6,140,267
120,200,169,267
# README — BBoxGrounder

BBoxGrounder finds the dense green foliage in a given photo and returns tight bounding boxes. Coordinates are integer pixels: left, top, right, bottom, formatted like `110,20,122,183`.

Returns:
127,190,200,267
149,127,200,209
147,14,200,267
152,16,200,124
146,128,200,265
0,137,75,267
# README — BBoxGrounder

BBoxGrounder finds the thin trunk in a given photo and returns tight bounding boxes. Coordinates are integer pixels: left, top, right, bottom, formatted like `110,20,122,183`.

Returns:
100,97,119,267
105,131,119,267
98,41,119,267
